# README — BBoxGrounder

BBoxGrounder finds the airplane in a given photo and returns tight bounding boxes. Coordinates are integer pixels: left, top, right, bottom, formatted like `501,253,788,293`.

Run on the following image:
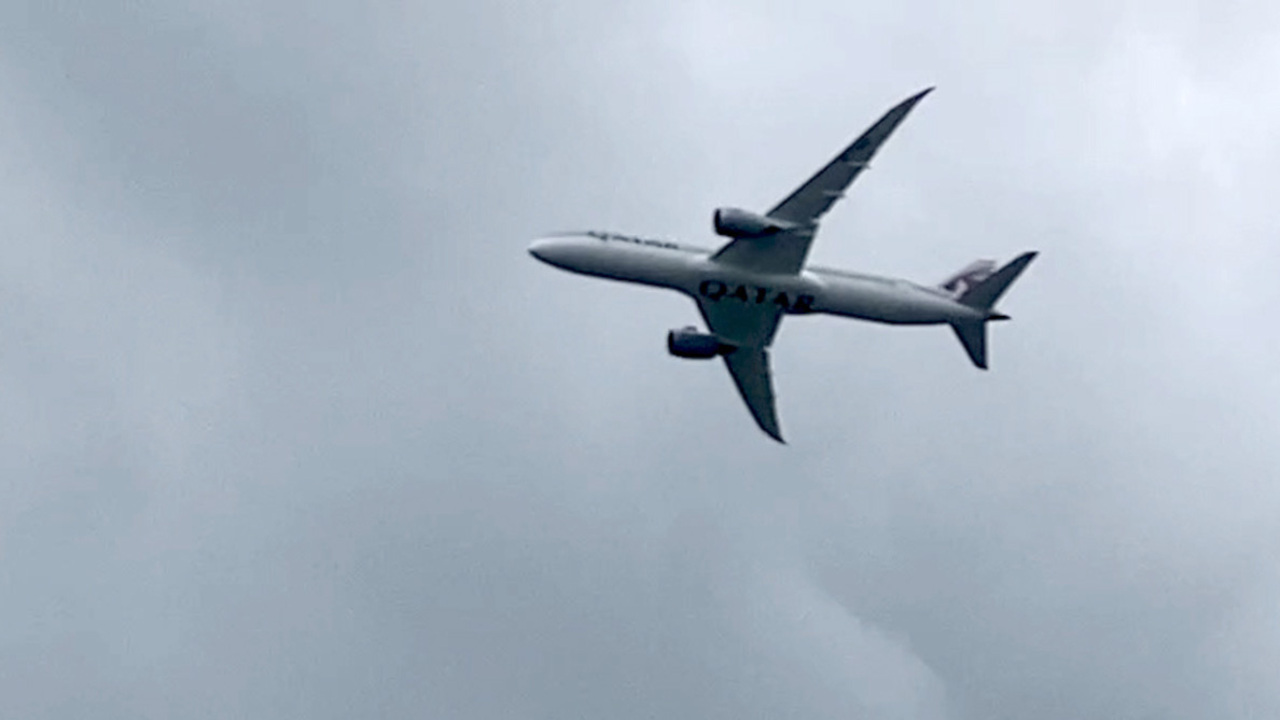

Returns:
528,88,1036,443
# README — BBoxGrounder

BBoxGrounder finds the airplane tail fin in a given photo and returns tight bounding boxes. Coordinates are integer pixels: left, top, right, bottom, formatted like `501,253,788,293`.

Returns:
937,259,997,297
951,322,989,369
948,251,1037,370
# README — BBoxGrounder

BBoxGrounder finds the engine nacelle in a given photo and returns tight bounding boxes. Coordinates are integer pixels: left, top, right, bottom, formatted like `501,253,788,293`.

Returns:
712,207,793,238
667,327,730,360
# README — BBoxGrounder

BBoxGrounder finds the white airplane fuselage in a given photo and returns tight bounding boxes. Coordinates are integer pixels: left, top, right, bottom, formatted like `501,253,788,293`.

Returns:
529,231,986,326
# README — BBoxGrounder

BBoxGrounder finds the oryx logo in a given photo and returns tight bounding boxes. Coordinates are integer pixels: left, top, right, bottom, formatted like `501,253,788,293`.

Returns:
699,280,815,313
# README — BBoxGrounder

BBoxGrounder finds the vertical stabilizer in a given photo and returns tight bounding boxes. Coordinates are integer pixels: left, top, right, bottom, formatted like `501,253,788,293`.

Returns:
951,322,988,369
938,259,996,297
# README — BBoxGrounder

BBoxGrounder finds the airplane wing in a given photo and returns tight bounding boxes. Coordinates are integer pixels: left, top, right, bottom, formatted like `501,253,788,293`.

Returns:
694,88,934,441
767,87,933,226
695,297,786,442
709,225,816,275
696,294,784,348
710,88,933,276
722,346,783,443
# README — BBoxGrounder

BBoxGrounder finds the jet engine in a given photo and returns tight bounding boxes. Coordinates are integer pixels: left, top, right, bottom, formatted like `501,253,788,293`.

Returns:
667,327,730,359
712,207,793,238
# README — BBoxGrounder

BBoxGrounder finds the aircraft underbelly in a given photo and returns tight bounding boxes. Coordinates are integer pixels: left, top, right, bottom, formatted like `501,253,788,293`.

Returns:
541,240,973,326
814,279,962,324
557,244,695,290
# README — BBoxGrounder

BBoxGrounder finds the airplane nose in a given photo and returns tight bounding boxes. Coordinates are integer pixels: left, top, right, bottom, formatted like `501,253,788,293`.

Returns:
528,236,574,266
528,238,552,262
528,234,591,269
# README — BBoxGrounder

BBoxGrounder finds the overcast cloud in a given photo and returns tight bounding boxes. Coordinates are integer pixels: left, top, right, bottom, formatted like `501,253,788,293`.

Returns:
1,0,1278,718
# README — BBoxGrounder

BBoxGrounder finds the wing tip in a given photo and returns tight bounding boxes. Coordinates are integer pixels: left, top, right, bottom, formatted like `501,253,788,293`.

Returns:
754,402,786,444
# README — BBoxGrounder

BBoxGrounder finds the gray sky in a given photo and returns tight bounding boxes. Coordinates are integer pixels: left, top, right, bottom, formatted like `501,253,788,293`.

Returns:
1,0,1278,718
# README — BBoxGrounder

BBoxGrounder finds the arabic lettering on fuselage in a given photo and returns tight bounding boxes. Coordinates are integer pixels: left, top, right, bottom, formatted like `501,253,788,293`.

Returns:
586,230,680,250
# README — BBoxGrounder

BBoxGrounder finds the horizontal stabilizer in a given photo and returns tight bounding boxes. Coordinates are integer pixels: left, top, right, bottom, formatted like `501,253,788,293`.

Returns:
958,251,1038,311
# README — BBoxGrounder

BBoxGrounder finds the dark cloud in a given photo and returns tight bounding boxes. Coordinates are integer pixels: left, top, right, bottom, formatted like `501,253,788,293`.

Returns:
0,0,1276,718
